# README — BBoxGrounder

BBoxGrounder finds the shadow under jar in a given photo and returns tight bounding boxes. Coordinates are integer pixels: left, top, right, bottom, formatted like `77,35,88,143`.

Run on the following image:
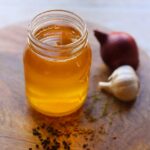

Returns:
23,10,92,116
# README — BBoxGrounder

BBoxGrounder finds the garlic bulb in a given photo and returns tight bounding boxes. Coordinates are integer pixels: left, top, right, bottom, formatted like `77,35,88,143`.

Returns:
98,65,140,101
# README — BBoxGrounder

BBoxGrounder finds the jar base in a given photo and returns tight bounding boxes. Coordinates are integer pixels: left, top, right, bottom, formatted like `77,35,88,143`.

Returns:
26,96,87,117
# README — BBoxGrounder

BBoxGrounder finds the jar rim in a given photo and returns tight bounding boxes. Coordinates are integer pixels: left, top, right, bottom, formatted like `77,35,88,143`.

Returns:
28,9,88,52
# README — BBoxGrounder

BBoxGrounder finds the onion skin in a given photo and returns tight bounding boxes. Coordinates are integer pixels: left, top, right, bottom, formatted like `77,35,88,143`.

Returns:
94,30,139,71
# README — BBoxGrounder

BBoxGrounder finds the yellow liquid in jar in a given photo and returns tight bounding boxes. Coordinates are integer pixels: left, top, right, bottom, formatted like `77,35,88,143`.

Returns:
23,25,91,116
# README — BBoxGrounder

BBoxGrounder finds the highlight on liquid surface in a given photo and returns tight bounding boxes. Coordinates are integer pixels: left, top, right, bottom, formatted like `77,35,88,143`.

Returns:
23,25,91,116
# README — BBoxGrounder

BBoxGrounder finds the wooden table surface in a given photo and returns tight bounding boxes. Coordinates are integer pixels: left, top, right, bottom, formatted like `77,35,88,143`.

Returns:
1,21,150,150
0,0,150,54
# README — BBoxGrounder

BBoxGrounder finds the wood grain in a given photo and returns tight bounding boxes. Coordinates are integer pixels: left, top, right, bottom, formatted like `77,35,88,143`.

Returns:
0,22,150,150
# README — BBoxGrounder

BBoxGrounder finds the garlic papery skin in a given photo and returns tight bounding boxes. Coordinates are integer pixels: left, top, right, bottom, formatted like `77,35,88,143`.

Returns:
98,65,140,101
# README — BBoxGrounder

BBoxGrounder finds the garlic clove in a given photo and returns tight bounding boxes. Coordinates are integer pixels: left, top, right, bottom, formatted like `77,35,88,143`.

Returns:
108,65,135,81
98,65,140,101
98,82,112,93
112,83,139,101
111,76,140,101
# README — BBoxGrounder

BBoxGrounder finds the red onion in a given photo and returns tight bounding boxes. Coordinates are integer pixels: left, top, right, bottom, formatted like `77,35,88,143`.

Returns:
94,30,139,71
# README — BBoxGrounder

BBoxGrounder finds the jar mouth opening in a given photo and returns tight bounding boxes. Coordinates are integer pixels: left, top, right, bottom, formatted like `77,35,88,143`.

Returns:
28,9,88,52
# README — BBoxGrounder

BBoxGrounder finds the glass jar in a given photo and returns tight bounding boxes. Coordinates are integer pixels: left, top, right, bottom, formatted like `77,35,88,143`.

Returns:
23,10,92,116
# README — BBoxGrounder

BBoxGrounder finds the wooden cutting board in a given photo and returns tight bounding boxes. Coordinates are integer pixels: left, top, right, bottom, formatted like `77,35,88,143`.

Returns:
0,22,150,150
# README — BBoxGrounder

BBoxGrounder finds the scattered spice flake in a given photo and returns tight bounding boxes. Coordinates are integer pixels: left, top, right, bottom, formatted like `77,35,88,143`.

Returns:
84,137,88,141
84,103,97,122
32,128,42,140
112,136,117,140
87,115,97,122
100,100,109,118
83,143,88,148
35,144,39,148
98,126,107,135
62,140,70,150
46,125,61,137
84,104,94,117
41,123,46,129
41,138,51,149
65,133,70,138
107,109,122,126
91,94,101,103
84,93,101,122
72,133,78,137
51,138,60,149
77,128,95,135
